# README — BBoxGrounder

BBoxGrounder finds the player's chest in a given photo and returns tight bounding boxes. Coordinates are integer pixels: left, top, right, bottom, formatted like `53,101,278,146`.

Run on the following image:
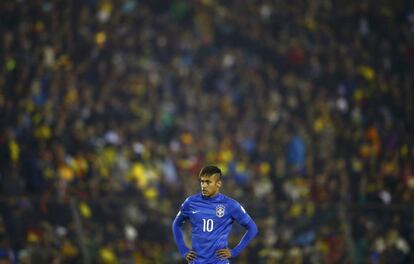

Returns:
188,202,229,221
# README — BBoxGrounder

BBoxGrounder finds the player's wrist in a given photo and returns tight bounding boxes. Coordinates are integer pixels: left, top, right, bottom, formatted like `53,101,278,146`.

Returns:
182,249,190,257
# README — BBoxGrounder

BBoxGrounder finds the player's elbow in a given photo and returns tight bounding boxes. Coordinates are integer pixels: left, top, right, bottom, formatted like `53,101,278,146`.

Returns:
253,222,259,237
248,220,258,237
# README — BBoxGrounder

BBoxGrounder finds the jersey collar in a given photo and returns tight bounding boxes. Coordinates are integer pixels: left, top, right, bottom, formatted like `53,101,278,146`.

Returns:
201,192,222,201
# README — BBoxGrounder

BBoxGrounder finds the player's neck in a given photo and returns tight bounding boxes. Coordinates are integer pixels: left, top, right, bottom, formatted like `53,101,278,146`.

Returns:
202,192,221,199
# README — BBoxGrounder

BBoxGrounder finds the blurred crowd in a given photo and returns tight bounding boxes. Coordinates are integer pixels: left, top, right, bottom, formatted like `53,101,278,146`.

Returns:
1,0,414,263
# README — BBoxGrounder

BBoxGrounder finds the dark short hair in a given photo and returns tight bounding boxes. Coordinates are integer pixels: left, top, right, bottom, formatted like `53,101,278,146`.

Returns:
198,165,222,180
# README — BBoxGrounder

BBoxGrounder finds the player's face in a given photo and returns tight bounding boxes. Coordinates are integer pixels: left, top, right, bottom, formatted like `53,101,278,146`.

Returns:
200,174,221,198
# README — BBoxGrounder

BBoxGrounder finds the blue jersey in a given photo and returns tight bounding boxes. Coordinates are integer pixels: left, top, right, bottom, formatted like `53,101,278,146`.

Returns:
174,193,253,264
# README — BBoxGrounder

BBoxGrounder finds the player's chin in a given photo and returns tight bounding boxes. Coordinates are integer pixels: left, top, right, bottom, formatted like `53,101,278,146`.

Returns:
202,190,209,196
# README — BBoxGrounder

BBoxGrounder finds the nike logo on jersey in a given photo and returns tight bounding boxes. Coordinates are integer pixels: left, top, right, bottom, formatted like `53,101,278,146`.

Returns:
192,210,199,214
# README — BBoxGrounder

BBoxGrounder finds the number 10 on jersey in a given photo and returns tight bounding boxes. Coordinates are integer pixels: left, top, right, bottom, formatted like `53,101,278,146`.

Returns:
202,219,214,232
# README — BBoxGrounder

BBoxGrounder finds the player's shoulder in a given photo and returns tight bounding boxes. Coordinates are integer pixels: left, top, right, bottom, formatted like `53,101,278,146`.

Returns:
220,194,241,207
183,193,202,204
221,194,250,214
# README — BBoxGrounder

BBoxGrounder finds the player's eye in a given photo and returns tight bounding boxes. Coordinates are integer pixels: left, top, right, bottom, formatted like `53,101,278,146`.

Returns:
200,179,211,185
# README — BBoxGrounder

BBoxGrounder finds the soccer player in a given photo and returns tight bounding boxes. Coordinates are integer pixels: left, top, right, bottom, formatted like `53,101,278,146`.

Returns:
172,165,258,263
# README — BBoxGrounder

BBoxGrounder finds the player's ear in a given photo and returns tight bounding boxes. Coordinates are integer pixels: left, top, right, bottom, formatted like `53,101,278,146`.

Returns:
217,180,222,188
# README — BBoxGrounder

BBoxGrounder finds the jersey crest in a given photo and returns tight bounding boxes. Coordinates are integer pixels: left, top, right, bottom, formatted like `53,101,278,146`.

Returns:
216,204,225,217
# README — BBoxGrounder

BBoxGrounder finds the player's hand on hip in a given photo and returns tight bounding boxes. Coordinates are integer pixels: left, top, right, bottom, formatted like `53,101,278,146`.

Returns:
185,250,197,262
216,248,232,260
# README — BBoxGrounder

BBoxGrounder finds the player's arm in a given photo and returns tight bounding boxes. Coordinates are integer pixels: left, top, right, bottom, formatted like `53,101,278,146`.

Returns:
172,199,196,260
229,202,258,258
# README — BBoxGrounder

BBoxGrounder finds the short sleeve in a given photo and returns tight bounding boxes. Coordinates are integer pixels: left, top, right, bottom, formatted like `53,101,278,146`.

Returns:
230,200,252,227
